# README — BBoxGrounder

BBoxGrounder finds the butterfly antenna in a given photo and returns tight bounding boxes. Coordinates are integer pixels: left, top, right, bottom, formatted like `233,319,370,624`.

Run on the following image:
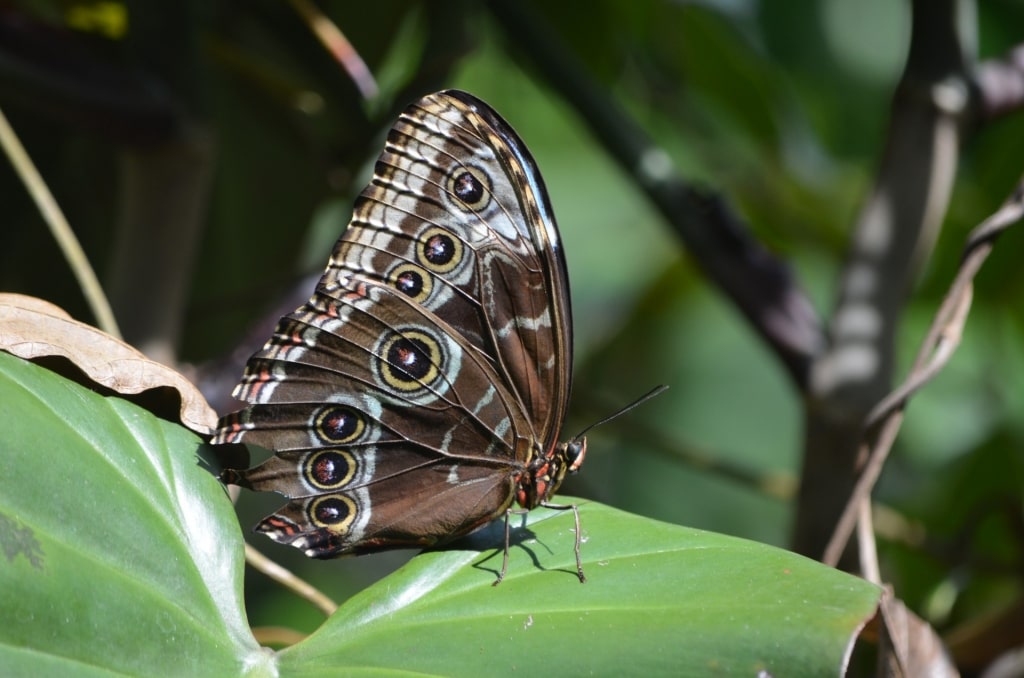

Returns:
570,385,669,441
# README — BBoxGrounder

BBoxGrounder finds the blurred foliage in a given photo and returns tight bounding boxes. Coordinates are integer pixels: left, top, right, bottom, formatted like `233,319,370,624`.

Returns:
3,0,1024,668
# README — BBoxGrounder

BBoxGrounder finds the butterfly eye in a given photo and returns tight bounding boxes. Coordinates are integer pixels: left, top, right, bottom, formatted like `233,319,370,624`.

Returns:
447,165,491,211
565,438,587,474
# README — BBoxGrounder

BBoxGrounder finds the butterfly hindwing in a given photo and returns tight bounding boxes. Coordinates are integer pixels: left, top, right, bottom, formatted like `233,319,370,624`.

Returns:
214,90,574,560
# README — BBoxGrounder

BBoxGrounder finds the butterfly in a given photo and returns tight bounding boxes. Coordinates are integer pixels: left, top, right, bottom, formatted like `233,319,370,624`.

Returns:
213,89,586,584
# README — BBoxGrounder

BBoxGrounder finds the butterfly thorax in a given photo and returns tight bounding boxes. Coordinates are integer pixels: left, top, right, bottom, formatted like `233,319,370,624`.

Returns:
514,437,587,509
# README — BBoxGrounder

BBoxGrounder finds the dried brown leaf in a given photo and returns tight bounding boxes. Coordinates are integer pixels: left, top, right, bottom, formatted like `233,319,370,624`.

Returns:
0,293,217,435
877,586,959,678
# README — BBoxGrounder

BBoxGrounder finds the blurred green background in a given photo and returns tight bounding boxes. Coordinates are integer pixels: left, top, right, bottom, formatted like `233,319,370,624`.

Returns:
2,0,1024,661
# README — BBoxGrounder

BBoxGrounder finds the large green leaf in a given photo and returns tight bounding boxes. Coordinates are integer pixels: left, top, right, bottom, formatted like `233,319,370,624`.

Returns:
0,352,267,676
0,352,881,676
279,503,881,677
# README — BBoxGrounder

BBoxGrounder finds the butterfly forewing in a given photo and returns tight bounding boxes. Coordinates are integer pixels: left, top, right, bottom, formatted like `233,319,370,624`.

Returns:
214,90,574,563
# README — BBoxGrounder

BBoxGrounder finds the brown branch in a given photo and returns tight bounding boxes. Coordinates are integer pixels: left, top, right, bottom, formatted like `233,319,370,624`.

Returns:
822,177,1024,567
794,0,972,560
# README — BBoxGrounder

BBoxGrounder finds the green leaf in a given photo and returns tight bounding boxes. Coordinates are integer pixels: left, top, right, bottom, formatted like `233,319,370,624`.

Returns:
0,352,267,677
0,351,880,676
278,502,881,677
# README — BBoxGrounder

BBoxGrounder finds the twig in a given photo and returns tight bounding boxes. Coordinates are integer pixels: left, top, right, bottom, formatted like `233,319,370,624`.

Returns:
857,501,880,585
244,543,338,617
0,106,121,338
288,0,379,100
822,177,1024,567
250,625,309,648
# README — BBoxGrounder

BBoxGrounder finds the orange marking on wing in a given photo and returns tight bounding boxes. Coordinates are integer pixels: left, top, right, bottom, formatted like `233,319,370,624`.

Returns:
260,516,300,537
342,281,370,304
248,368,273,401
222,420,244,443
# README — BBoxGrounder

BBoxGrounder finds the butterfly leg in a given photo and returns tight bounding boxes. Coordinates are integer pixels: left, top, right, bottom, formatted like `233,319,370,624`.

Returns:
494,507,528,586
493,503,586,584
541,501,586,583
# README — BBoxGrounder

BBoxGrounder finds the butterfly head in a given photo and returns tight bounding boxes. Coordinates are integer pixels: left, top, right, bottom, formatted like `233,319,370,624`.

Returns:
517,436,588,509
564,437,587,474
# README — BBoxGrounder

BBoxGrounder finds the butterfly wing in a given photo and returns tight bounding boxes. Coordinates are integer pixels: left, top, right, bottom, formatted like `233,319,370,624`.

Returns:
213,90,572,557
